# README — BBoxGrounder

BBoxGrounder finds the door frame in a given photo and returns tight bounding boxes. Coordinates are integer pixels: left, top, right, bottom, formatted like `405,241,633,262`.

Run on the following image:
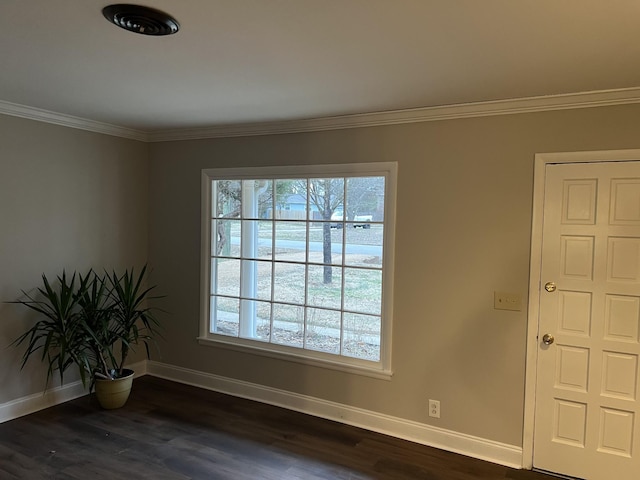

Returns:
523,148,640,470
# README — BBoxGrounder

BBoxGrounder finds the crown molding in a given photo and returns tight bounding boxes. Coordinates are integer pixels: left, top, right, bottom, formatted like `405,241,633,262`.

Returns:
2,87,640,143
148,87,640,142
0,100,148,142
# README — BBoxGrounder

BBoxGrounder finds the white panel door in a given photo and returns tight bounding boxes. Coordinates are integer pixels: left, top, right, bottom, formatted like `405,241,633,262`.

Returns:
534,161,640,479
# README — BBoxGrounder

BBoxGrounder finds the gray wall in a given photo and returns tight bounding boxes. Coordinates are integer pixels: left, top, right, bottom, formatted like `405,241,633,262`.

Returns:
2,103,639,448
148,104,640,447
0,115,149,403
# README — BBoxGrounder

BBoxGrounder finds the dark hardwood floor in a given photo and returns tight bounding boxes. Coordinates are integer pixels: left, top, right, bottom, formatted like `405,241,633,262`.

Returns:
0,376,557,479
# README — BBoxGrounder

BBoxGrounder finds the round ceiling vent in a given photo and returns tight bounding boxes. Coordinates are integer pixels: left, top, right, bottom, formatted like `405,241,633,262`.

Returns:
102,4,180,36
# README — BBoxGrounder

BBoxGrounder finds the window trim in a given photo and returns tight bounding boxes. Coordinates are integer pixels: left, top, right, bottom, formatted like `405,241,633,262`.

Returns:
199,162,397,378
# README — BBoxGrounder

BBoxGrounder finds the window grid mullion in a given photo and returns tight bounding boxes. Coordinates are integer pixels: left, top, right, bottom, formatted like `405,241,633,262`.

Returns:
270,180,276,344
237,195,244,337
302,178,311,349
339,177,347,355
205,168,391,368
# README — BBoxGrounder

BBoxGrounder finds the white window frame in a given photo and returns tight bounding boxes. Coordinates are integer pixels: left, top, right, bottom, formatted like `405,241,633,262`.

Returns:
198,162,396,379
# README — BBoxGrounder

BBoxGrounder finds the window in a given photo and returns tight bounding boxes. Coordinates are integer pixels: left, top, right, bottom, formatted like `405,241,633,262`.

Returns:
199,163,396,377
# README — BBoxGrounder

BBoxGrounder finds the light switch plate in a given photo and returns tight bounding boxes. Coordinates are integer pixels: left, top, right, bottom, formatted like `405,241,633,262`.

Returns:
494,291,522,311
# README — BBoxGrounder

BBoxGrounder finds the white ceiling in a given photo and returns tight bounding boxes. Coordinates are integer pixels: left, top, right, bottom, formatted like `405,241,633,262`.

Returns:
1,1,640,133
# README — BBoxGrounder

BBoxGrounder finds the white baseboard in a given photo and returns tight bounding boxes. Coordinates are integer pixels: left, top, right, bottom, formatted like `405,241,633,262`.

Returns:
0,360,147,424
146,360,524,469
0,379,87,424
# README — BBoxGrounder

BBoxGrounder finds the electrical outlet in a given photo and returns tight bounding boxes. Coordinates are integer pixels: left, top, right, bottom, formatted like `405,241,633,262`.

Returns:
428,399,440,418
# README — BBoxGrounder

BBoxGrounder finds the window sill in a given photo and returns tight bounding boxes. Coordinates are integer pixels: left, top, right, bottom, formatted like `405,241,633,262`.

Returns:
197,336,393,381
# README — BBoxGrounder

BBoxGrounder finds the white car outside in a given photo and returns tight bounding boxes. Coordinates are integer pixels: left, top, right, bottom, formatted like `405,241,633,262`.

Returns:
330,211,372,229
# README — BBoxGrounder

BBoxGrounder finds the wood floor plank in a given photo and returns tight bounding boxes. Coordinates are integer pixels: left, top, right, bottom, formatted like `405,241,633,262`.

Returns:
0,376,558,479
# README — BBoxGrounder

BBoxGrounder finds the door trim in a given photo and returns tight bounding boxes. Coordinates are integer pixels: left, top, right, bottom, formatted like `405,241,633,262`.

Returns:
523,149,640,469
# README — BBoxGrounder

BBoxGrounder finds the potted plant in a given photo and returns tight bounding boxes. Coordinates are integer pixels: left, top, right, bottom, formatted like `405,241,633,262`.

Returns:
11,266,161,409
94,266,162,408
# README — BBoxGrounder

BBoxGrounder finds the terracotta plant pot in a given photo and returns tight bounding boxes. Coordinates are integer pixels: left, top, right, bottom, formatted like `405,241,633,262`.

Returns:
94,369,135,409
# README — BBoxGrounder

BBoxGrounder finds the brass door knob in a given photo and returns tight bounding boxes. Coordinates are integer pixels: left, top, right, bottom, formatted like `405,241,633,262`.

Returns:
544,282,556,293
542,333,555,345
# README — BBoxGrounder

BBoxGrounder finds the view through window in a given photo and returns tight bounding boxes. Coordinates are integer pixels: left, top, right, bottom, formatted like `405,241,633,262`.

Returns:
201,164,395,373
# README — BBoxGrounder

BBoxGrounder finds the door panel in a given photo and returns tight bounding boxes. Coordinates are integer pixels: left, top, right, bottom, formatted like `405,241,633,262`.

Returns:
534,161,640,479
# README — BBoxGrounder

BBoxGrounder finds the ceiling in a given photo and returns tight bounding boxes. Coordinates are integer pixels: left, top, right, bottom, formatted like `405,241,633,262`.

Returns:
2,1,640,134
